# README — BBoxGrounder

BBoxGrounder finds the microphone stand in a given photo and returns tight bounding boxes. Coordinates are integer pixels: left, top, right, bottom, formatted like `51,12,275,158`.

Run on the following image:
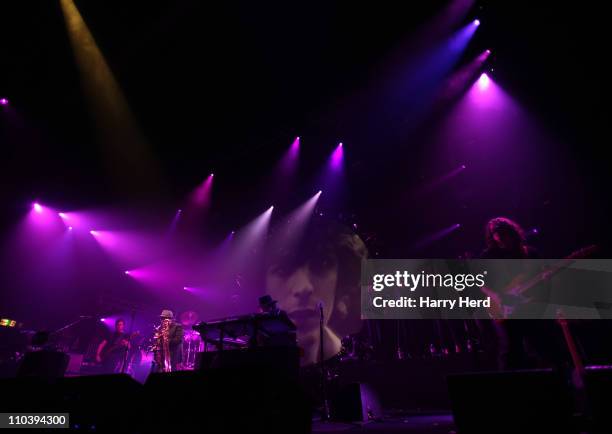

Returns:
319,302,331,420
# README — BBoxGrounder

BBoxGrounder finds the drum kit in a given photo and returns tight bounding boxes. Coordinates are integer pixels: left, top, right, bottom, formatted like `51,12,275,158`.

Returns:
179,310,201,369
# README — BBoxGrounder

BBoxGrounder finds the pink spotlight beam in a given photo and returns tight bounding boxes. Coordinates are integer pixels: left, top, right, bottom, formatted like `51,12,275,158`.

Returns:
33,203,43,213
278,136,301,175
477,72,490,90
192,173,214,206
330,142,344,171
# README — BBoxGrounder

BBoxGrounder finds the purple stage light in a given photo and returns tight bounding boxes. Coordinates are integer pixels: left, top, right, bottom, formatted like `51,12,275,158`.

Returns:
166,209,183,237
413,164,467,197
477,73,490,90
124,270,130,275
192,173,214,206
100,318,105,322
434,49,492,109
68,226,73,231
277,137,301,176
473,19,480,26
89,230,98,236
0,98,8,106
229,206,275,266
269,191,323,253
90,230,164,267
412,223,462,250
330,142,344,171
33,203,43,213
58,212,68,219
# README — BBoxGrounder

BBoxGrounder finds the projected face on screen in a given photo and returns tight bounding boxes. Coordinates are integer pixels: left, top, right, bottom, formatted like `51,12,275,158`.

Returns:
266,258,338,332
264,220,366,365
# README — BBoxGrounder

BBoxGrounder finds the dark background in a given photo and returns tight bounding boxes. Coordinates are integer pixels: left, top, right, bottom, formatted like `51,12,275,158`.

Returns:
1,1,610,328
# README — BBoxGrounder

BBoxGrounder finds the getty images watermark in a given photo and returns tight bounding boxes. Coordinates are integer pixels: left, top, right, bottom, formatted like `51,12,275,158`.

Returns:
361,259,612,320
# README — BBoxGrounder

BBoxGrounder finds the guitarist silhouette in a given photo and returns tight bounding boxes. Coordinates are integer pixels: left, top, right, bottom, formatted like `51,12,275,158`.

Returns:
480,217,565,370
96,318,132,374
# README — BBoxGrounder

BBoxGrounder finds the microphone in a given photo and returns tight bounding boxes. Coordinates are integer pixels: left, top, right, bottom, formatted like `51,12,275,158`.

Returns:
317,301,324,319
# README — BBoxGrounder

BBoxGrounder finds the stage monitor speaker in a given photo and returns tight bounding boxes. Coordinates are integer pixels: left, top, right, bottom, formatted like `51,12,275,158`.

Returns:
584,367,612,434
145,369,310,433
447,369,576,434
17,350,69,378
330,382,381,422
59,374,143,431
195,346,299,380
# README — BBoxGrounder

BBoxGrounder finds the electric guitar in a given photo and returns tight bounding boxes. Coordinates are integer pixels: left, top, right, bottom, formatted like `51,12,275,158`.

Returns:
480,245,597,319
99,331,139,363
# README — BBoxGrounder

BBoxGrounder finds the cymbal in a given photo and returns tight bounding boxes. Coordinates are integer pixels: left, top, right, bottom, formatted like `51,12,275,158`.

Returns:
179,310,199,326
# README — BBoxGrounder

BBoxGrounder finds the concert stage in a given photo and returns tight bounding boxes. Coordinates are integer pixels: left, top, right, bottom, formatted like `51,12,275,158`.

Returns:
2,1,612,432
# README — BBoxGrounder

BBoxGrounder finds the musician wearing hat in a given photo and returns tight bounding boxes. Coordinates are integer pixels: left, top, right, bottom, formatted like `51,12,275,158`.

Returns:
258,295,282,315
256,295,296,347
152,309,184,372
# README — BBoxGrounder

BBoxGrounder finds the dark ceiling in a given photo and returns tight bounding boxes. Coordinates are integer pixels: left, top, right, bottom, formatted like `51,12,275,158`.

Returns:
1,0,610,255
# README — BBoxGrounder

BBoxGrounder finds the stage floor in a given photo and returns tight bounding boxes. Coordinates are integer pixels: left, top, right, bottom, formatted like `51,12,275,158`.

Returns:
313,413,455,434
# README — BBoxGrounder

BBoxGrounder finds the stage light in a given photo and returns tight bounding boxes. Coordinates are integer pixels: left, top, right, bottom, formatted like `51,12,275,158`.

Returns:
60,0,160,194
100,318,105,322
317,190,322,195
89,230,98,236
329,142,344,171
461,164,467,169
33,203,43,213
473,19,480,26
58,212,68,219
68,226,73,231
477,72,490,90
485,49,491,54
124,270,130,275
0,98,8,106
277,136,301,177
192,173,214,206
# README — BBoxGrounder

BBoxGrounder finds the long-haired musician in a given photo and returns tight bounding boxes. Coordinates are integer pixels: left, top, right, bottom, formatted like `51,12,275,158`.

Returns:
480,217,564,370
